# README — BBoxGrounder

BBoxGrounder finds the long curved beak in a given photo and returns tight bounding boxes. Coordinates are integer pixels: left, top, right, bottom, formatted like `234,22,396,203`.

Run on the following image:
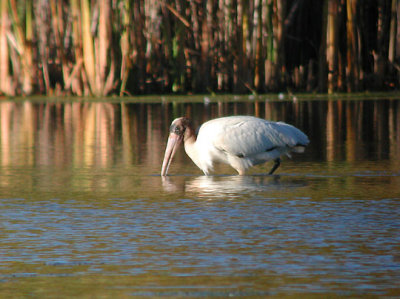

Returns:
161,133,182,176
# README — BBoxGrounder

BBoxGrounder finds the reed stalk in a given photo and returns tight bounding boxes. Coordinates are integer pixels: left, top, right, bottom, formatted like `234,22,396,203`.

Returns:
0,0,13,95
119,0,132,96
326,0,339,93
97,0,109,94
374,0,390,89
388,0,396,63
8,0,33,94
264,0,278,90
50,0,69,93
346,0,360,91
70,0,85,95
318,0,328,92
254,0,263,90
81,0,97,95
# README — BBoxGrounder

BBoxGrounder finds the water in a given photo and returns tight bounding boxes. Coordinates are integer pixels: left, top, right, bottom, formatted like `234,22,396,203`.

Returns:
0,97,399,297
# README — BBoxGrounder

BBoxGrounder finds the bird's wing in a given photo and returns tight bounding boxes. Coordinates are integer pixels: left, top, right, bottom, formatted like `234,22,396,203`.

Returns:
200,117,308,158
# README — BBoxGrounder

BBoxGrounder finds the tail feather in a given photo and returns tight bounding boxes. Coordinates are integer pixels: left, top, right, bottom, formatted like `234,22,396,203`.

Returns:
292,145,306,153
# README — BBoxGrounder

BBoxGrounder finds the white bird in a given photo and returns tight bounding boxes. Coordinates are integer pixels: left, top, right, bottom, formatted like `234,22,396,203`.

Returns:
161,115,309,176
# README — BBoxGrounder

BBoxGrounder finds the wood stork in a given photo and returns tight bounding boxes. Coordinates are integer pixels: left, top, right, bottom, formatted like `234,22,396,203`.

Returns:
161,115,309,176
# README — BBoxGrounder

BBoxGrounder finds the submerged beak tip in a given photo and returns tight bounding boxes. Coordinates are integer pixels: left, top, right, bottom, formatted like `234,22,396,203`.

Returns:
160,133,182,177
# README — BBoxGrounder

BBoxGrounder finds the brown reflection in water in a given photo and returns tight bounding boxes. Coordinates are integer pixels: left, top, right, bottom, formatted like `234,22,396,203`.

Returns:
345,102,356,162
0,103,166,172
326,101,336,162
389,100,400,163
0,99,399,175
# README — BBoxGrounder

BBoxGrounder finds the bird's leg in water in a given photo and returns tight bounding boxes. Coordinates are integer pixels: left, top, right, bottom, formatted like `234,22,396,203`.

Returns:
268,158,281,175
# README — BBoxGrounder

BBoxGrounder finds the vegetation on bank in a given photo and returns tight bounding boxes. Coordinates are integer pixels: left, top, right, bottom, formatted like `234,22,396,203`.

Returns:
0,0,399,96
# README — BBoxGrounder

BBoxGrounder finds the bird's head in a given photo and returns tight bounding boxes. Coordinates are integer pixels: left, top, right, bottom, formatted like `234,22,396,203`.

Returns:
169,117,192,138
161,117,193,176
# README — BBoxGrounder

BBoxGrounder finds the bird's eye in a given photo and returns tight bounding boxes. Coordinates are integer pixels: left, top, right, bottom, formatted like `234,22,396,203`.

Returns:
174,126,181,134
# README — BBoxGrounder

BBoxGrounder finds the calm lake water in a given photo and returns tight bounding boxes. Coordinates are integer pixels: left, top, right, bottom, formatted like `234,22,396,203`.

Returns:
0,96,399,297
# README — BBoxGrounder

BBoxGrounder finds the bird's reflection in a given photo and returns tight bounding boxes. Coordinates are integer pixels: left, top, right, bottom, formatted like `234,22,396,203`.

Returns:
161,175,187,193
162,175,307,199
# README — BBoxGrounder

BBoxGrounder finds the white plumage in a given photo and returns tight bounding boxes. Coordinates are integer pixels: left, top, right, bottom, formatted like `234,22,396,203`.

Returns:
161,115,309,176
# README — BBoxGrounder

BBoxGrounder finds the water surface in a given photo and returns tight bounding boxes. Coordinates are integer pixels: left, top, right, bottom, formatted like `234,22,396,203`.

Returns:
0,97,399,297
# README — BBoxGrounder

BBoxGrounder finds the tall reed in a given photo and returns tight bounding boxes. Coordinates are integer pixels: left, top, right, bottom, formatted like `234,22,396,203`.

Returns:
0,0,398,96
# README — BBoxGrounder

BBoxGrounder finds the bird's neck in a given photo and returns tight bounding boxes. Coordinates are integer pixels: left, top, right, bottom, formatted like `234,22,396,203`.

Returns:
183,126,196,144
183,127,200,167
